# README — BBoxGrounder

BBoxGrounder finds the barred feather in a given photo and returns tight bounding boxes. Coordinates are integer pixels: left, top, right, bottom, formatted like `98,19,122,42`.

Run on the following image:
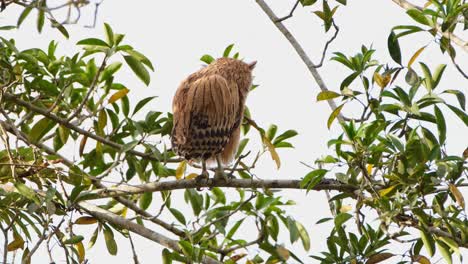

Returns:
171,58,254,165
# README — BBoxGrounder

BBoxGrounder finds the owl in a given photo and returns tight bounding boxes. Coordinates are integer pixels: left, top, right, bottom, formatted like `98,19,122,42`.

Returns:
171,58,256,180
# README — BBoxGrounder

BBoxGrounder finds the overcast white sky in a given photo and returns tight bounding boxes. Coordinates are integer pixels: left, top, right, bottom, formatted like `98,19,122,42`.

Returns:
1,0,467,263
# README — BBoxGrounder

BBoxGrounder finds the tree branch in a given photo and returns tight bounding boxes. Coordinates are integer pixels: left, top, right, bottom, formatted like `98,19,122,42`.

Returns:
2,92,181,163
80,178,357,200
391,0,468,53
275,0,300,23
255,0,344,121
0,120,186,238
78,201,222,264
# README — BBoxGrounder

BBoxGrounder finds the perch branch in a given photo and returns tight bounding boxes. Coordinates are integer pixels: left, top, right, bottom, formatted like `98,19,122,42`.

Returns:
80,178,357,200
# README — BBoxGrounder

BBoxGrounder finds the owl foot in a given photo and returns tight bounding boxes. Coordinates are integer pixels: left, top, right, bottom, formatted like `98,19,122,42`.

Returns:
196,170,209,191
214,169,229,182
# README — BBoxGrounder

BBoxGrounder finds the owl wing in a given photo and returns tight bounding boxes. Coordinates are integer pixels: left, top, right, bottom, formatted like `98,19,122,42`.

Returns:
172,74,240,159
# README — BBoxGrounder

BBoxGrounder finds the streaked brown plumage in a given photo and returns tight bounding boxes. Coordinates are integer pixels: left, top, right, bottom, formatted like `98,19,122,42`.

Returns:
171,58,256,179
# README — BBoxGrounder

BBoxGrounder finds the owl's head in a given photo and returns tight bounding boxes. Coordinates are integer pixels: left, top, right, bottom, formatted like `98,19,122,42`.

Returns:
210,58,256,95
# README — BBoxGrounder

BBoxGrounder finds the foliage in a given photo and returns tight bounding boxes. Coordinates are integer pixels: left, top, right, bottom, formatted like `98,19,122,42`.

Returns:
0,1,466,264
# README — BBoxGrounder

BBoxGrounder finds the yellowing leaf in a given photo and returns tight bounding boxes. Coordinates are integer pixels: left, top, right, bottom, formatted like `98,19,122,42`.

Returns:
340,205,353,213
374,72,390,88
75,241,85,263
408,46,426,68
79,135,88,157
7,233,25,251
367,164,373,175
75,216,98,225
374,72,384,87
108,88,129,104
379,185,397,197
449,183,465,209
186,173,198,180
412,255,431,264
175,160,187,180
263,136,280,169
276,245,289,261
327,104,344,129
317,90,341,101
366,253,394,264
230,253,247,262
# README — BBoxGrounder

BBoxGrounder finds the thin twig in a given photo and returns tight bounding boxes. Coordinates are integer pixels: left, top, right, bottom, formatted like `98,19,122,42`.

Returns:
275,0,300,23
255,0,344,121
313,20,340,68
67,55,108,122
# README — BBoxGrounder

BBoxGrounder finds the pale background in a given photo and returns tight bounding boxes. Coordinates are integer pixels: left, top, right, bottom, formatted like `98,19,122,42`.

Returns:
1,0,467,263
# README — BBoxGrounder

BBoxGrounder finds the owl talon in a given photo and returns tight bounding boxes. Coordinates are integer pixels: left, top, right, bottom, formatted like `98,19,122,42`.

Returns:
214,170,228,182
196,170,209,191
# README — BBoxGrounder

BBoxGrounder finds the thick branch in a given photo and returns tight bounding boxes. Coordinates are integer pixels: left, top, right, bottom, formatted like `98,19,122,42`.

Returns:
78,201,222,264
80,178,357,200
2,92,181,163
391,0,468,53
255,0,344,121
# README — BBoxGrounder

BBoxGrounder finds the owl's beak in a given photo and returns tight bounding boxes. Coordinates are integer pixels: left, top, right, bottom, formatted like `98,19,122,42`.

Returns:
248,61,257,70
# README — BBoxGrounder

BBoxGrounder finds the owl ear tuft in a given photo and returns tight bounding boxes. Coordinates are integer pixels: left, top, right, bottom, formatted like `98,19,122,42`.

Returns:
248,61,257,70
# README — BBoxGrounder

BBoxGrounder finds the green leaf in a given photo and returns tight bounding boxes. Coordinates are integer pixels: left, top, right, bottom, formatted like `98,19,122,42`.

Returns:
50,19,69,39
317,90,341,101
14,183,40,204
169,208,186,225
29,118,56,142
0,26,16,30
266,124,278,140
77,38,109,47
443,90,465,110
123,50,154,71
296,221,310,251
419,62,433,91
17,7,33,27
301,169,327,191
432,64,446,89
200,54,215,64
420,230,435,257
186,189,203,216
327,104,344,129
273,130,298,145
132,96,157,116
334,213,352,227
178,241,193,257
37,9,44,33
104,23,114,46
211,187,226,205
336,0,346,5
287,217,300,243
406,9,430,26
139,192,152,210
434,105,446,145
227,219,244,239
436,240,452,264
388,31,402,65
446,104,468,126
340,72,360,90
300,0,317,6
124,55,150,85
100,62,123,81
62,235,84,245
235,138,249,158
103,227,118,255
223,44,234,57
